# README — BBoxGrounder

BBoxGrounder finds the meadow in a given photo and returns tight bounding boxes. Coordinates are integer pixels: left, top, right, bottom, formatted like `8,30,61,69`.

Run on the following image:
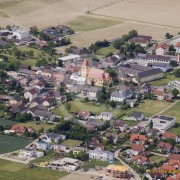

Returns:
0,159,68,180
0,135,31,154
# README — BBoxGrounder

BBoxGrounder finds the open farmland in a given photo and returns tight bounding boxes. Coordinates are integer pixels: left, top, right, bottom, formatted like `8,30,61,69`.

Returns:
0,0,180,47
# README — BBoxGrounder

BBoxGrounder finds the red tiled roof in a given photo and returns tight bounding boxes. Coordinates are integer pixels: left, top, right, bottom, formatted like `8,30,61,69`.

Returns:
11,124,26,133
133,155,147,162
163,131,177,139
131,144,145,152
158,142,172,150
130,134,147,142
28,88,38,95
176,42,180,47
168,154,180,161
168,159,180,168
78,109,90,118
156,43,169,49
161,164,176,171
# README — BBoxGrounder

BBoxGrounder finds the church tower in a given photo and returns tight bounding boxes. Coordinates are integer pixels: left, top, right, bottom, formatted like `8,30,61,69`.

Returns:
81,59,89,79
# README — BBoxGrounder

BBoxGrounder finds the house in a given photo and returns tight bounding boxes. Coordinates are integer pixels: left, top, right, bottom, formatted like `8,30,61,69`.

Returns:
132,155,152,166
11,124,27,134
50,157,81,171
127,144,145,156
124,111,145,121
72,147,87,155
9,97,22,106
70,74,86,85
161,164,176,171
99,112,113,121
81,85,100,100
113,120,128,132
168,80,180,91
162,131,180,143
152,115,176,131
110,85,135,102
130,134,147,144
19,148,35,158
168,154,180,161
152,87,166,100
57,54,81,65
71,47,89,58
77,109,90,119
11,104,26,114
167,159,180,169
129,35,152,47
12,28,29,40
158,142,172,153
155,44,169,55
174,42,180,53
41,133,66,143
36,141,52,150
24,88,38,101
54,144,71,153
103,132,118,144
87,149,114,162
81,59,111,87
102,56,119,68
140,83,150,94
106,165,128,179
145,168,167,180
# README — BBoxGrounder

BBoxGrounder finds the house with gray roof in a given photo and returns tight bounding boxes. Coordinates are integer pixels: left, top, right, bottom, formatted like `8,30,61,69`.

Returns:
42,133,66,143
124,111,145,121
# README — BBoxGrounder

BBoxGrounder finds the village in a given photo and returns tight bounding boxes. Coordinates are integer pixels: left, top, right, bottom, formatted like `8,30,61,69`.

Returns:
0,24,180,180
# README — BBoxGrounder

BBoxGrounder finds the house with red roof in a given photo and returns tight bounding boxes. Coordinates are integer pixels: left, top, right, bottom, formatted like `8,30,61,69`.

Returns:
162,131,180,143
152,87,166,100
129,35,152,47
78,109,90,119
132,155,153,166
130,134,147,144
24,88,38,101
174,42,180,54
158,142,175,153
155,44,169,55
168,154,180,161
11,124,27,134
127,144,145,156
168,159,180,169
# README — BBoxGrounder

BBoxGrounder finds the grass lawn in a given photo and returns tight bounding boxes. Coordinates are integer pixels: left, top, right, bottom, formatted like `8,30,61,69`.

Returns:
96,46,118,57
67,15,120,31
53,105,70,117
161,101,180,134
0,159,68,180
0,135,31,154
133,100,171,117
121,120,139,127
149,155,166,164
0,119,17,127
150,73,180,86
18,121,56,132
61,139,83,148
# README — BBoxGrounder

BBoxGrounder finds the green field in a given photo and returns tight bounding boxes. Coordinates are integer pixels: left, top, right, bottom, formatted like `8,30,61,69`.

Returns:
18,121,56,132
96,46,118,57
133,100,170,117
150,73,180,86
0,159,68,180
67,15,120,32
61,139,83,148
0,119,17,127
0,11,9,18
53,99,128,118
149,155,166,164
121,120,139,127
162,101,180,134
0,135,31,154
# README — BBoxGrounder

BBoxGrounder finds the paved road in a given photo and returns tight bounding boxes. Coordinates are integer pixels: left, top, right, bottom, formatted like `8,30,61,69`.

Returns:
114,149,141,180
151,152,169,158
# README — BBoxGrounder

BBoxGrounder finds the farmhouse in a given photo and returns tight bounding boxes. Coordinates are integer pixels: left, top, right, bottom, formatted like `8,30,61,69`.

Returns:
113,120,128,132
155,44,169,55
129,35,152,47
151,115,176,131
12,28,29,40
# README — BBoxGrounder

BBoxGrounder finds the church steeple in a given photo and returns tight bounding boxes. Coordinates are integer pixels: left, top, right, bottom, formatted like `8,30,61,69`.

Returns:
81,59,89,78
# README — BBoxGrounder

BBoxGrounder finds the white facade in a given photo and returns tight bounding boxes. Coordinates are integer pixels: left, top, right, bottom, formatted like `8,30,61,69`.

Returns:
57,54,80,65
99,112,113,121
155,47,168,55
88,150,114,161
24,91,38,101
168,80,180,91
13,29,29,40
152,115,176,131
70,74,86,85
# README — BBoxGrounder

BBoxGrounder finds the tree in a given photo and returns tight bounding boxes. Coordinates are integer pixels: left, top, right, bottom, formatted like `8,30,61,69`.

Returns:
169,45,175,52
30,26,39,36
165,33,173,39
174,69,180,78
110,100,117,108
170,60,178,67
165,138,176,146
65,103,71,112
172,88,179,98
149,120,153,129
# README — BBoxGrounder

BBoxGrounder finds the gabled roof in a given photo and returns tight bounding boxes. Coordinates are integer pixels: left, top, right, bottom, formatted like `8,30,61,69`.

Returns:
78,109,90,117
131,144,145,152
158,142,172,150
168,154,180,161
163,131,177,139
131,111,144,118
156,43,169,50
130,134,147,142
28,88,38,95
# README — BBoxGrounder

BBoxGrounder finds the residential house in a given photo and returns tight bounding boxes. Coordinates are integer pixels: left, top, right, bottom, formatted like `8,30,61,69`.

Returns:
73,147,87,155
99,112,113,121
129,35,152,47
162,131,180,143
11,124,27,134
113,120,128,132
174,42,180,53
167,159,180,169
54,144,71,153
124,111,144,121
102,56,119,68
127,144,145,156
140,83,150,94
130,134,147,144
168,80,180,91
103,132,118,144
9,97,22,106
71,47,89,58
152,115,176,131
36,140,52,150
77,109,90,119
24,88,38,101
19,148,44,158
12,28,29,40
110,85,135,102
152,87,166,100
88,149,114,162
57,54,81,65
81,85,100,100
155,44,169,55
11,104,26,114
132,155,153,166
41,133,66,143
158,142,172,153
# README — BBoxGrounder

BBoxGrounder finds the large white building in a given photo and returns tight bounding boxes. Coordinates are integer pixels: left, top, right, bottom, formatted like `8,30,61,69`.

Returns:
155,44,169,55
13,29,29,40
168,80,180,91
151,115,176,131
57,54,80,65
